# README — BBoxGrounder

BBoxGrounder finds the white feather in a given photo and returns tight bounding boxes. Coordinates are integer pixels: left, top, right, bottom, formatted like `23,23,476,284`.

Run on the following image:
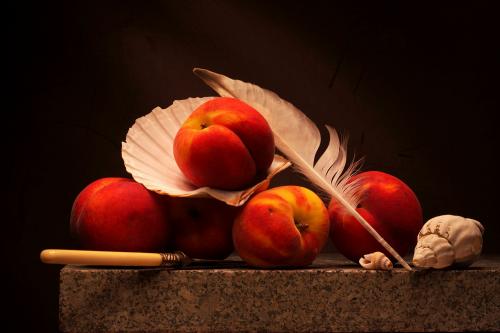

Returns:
194,68,412,270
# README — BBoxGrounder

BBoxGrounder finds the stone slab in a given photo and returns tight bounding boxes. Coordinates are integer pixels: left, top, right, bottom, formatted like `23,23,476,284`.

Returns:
59,254,500,332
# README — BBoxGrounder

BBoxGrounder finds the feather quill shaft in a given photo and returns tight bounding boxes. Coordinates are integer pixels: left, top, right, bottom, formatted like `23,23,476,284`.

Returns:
194,68,412,270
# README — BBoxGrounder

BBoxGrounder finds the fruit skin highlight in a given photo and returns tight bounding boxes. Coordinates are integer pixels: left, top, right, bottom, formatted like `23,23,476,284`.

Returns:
173,97,275,190
328,171,423,263
70,178,171,252
232,185,330,267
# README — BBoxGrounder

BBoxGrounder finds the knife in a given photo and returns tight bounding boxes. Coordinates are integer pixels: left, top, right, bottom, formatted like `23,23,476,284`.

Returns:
40,249,192,267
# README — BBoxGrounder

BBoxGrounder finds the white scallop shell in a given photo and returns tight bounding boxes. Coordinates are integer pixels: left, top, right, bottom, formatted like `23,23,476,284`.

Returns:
121,97,291,206
412,215,484,269
359,252,393,270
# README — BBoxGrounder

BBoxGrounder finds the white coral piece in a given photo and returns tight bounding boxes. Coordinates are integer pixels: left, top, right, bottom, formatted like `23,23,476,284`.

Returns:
359,252,393,270
413,215,484,269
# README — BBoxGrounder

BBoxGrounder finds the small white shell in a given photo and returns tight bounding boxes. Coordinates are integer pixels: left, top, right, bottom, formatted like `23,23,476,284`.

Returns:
413,215,484,269
121,97,291,206
359,252,393,270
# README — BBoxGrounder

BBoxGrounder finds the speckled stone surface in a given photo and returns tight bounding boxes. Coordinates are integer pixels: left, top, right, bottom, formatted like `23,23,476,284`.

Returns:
59,254,500,332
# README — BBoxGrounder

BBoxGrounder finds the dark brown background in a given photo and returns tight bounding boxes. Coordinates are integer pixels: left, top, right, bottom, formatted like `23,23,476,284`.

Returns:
6,1,499,331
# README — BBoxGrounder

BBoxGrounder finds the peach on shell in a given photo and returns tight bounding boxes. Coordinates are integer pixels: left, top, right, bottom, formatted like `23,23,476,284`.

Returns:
173,97,275,190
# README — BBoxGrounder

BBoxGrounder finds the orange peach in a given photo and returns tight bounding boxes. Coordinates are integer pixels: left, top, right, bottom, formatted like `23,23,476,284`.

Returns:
70,178,171,252
232,186,330,267
173,97,275,190
329,171,423,263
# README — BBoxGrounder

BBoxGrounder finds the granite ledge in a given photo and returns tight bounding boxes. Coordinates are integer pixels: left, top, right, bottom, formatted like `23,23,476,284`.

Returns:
59,254,500,332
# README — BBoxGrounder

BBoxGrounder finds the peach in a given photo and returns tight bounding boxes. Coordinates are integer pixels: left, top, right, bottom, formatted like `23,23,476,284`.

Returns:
232,186,330,267
70,177,125,238
167,197,241,260
70,178,171,252
329,171,423,263
173,97,275,190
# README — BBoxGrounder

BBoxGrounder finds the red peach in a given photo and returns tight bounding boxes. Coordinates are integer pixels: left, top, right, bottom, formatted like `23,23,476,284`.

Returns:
70,177,127,238
70,178,171,252
329,171,423,263
173,97,275,190
167,197,241,260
